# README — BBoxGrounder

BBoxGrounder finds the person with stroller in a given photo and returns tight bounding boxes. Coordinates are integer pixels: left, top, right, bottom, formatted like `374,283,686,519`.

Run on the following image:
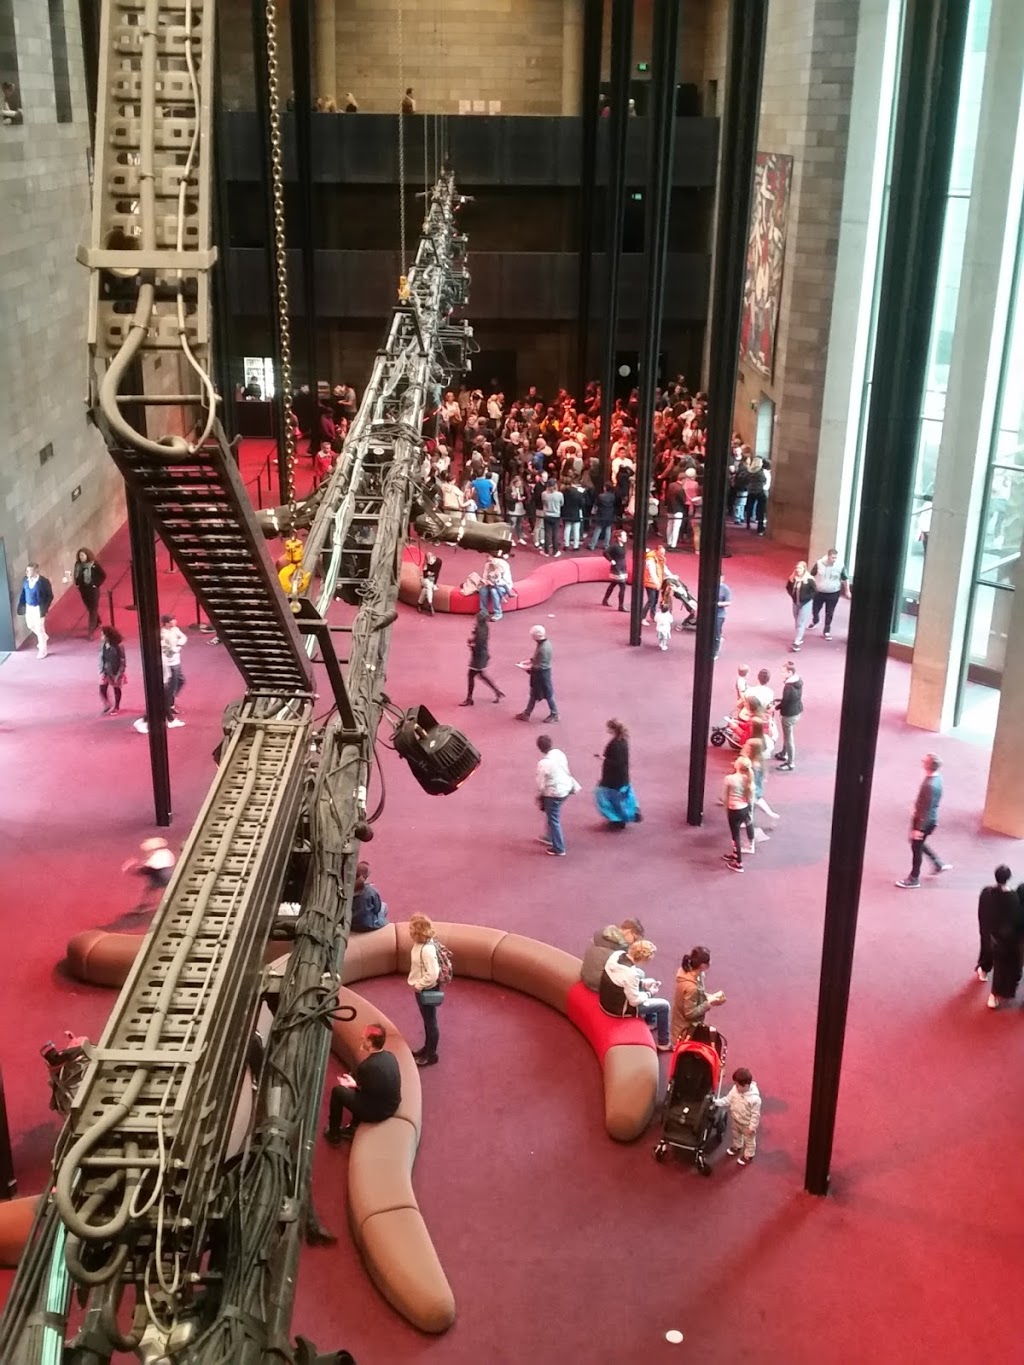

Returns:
670,946,726,1044
715,1067,761,1166
599,939,672,1050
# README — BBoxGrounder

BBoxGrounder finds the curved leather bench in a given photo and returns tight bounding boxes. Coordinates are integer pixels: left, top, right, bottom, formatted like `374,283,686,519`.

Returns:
398,552,628,615
343,922,659,1142
329,986,455,1334
66,930,292,988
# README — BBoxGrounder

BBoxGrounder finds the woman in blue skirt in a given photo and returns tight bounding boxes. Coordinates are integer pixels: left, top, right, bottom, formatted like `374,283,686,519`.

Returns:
594,718,642,829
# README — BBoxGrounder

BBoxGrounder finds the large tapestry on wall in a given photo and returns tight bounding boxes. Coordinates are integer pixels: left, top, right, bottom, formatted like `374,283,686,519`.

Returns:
739,152,794,381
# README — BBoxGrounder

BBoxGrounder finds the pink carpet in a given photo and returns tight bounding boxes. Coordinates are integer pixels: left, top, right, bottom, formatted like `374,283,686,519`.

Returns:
1,490,1021,1364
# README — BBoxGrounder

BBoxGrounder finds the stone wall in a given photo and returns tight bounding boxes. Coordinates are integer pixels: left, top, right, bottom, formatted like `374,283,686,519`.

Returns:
0,0,124,646
729,0,860,547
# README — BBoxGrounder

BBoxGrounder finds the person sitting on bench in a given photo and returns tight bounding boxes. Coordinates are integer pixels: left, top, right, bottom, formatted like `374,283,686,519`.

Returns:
324,1023,402,1143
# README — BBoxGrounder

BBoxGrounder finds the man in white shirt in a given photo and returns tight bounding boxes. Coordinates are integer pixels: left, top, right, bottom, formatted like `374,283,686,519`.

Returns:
535,734,577,856
808,548,850,640
161,613,188,725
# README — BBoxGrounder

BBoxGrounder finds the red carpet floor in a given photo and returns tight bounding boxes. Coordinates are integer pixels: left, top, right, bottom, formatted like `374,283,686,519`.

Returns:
1,482,1021,1364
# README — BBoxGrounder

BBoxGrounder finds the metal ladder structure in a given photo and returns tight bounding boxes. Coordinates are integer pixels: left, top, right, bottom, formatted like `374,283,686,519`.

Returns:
107,435,312,695
0,0,477,1352
53,701,310,1292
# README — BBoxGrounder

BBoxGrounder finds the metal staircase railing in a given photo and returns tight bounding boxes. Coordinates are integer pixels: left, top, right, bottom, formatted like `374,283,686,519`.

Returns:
108,430,313,696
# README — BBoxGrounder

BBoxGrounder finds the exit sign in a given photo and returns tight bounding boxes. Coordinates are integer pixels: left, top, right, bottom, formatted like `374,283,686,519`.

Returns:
637,62,649,72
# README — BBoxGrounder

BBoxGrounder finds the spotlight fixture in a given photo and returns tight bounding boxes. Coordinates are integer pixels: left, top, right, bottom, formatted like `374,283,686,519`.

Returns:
391,704,481,796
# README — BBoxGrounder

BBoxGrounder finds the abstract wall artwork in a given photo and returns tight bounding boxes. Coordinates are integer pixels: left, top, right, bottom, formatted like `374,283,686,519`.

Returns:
739,152,794,381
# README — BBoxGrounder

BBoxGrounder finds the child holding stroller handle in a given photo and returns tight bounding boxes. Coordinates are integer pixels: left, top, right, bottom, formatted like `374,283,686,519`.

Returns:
716,1067,761,1166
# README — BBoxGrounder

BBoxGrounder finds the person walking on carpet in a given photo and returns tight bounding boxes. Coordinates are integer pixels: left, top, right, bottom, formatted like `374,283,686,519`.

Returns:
514,624,559,723
459,613,504,706
535,733,580,856
17,562,54,659
896,753,952,889
594,718,642,829
98,625,127,715
73,548,107,639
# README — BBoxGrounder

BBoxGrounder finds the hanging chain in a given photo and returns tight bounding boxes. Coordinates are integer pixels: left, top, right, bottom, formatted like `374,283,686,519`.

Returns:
263,0,297,511
397,1,407,276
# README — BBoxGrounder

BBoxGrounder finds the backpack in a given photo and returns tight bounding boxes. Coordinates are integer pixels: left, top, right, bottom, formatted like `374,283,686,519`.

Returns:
434,939,454,987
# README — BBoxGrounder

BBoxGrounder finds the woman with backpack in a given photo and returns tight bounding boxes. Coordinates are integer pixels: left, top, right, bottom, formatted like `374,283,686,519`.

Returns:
408,913,448,1067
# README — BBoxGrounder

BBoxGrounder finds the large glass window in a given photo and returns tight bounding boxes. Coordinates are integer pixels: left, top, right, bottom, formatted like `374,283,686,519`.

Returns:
891,0,992,645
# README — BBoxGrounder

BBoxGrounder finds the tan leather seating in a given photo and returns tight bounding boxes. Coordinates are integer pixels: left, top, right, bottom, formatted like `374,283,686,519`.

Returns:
329,986,454,1334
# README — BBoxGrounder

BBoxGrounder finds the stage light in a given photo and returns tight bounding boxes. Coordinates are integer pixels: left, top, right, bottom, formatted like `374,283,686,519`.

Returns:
391,704,481,796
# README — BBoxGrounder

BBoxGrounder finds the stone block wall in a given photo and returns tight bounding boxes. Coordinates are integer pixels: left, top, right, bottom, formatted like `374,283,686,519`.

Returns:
219,0,586,116
0,0,124,646
729,0,860,548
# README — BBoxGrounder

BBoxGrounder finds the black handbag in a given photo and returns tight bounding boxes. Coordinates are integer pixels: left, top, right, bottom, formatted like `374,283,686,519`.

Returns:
419,989,445,1007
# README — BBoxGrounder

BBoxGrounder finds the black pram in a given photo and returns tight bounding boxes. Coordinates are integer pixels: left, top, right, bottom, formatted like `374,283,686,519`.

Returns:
669,577,698,631
653,1025,728,1175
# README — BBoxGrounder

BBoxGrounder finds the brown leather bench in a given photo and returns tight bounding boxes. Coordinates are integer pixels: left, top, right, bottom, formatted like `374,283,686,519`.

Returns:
330,986,455,1334
343,922,659,1141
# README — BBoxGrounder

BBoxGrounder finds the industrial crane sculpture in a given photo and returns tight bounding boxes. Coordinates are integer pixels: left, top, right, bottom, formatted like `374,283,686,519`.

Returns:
0,1,480,1360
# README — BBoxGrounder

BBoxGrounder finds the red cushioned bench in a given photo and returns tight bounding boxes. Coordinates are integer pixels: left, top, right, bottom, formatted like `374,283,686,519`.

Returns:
565,981,659,1140
398,551,631,615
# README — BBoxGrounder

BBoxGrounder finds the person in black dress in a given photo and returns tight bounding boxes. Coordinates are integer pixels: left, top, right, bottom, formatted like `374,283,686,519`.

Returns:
98,625,127,715
459,612,504,705
987,869,1024,1009
74,548,107,638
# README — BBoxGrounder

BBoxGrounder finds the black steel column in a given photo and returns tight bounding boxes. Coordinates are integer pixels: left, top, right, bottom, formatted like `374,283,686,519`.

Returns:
251,0,290,503
596,0,634,485
574,0,604,398
805,0,970,1197
126,492,171,827
289,0,319,398
686,0,767,824
77,0,100,148
628,0,680,646
0,1066,16,1199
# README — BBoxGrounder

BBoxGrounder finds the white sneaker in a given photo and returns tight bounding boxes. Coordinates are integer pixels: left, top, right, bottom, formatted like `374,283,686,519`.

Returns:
753,828,770,843
987,994,1000,1009
976,967,988,982
133,719,149,734
167,718,186,729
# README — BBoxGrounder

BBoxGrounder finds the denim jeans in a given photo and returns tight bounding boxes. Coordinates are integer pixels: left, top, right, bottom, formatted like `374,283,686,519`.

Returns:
480,584,508,618
779,714,798,765
544,517,560,554
562,520,581,550
589,522,613,551
792,599,813,645
541,795,566,854
416,991,440,1057
639,999,671,1047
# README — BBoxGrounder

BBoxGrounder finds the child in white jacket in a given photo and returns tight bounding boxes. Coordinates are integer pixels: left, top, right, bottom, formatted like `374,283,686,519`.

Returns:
716,1066,761,1165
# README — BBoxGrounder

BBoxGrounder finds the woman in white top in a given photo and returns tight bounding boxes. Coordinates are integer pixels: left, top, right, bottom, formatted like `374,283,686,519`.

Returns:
723,756,756,873
408,913,441,1066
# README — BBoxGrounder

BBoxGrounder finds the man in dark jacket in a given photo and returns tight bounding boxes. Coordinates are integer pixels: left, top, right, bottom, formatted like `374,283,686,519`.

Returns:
351,862,389,933
775,659,803,771
324,1024,402,1142
896,753,952,888
580,918,645,990
589,484,619,551
601,530,629,610
976,865,1014,985
17,563,54,659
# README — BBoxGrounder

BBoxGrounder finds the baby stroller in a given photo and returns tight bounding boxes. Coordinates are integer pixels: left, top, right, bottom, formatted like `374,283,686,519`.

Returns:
670,578,698,632
710,703,777,751
653,1025,728,1175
